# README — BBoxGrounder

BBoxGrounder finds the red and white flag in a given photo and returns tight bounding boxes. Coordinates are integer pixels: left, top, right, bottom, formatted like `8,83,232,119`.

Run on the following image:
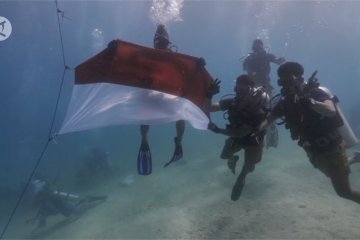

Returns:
59,40,213,134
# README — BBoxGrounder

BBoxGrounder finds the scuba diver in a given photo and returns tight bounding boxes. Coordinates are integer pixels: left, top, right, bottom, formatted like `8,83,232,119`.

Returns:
207,74,270,201
243,39,286,149
243,39,285,94
260,61,360,204
138,24,184,175
27,178,107,232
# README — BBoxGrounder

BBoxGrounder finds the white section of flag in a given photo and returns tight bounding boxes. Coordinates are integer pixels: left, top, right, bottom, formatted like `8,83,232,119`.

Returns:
59,83,209,134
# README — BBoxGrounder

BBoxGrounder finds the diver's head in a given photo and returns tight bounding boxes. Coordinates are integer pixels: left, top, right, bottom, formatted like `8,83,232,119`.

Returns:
235,74,255,93
31,179,46,195
234,74,255,109
154,24,170,49
252,39,264,53
277,62,304,95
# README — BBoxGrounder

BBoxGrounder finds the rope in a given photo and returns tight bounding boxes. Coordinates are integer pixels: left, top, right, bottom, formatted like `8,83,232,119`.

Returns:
0,1,71,238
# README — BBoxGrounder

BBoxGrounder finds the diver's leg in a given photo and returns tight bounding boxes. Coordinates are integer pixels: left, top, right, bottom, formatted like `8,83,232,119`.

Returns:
140,125,150,142
221,138,242,174
231,144,263,201
244,143,263,172
173,120,185,159
329,170,360,204
175,120,185,144
325,145,360,204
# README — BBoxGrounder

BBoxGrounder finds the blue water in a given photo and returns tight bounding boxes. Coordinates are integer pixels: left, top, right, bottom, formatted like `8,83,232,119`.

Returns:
1,1,360,238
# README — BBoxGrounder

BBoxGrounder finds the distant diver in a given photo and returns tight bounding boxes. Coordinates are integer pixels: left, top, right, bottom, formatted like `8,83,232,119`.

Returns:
27,178,107,232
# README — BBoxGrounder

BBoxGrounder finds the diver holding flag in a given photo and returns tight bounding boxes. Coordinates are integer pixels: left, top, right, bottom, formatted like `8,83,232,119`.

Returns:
137,24,185,175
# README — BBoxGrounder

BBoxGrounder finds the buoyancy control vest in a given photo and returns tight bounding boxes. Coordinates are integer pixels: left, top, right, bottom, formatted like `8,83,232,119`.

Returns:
280,86,344,150
222,87,269,130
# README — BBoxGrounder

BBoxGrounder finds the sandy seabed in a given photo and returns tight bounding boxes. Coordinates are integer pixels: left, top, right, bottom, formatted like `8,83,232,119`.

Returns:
3,132,360,239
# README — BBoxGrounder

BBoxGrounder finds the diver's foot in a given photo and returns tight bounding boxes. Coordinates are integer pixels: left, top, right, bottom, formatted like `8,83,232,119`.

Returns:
227,156,239,174
349,151,360,165
163,138,183,168
140,139,150,151
231,175,246,201
173,137,183,160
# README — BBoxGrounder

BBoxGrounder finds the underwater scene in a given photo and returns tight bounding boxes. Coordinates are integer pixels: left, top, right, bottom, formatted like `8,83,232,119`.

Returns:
1,0,360,239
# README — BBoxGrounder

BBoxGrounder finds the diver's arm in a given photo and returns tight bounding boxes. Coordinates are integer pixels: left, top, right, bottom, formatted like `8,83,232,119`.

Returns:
274,57,285,65
204,78,221,114
310,99,337,117
258,113,277,132
209,122,252,138
208,102,221,112
204,97,211,115
204,99,221,118
269,54,285,65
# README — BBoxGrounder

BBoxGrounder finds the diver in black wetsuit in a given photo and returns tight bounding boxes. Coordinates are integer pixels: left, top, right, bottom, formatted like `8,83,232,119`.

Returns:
207,75,270,201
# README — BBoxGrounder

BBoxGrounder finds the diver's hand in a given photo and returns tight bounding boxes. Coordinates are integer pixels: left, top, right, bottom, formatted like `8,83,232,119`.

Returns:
277,57,286,65
257,120,268,132
107,39,119,50
206,78,221,98
198,57,206,66
298,96,315,107
208,122,220,133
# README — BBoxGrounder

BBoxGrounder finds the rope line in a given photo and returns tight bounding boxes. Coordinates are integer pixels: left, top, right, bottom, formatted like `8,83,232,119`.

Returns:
55,0,68,69
0,1,70,238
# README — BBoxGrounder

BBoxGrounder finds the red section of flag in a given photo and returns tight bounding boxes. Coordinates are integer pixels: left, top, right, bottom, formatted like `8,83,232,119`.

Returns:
75,39,213,111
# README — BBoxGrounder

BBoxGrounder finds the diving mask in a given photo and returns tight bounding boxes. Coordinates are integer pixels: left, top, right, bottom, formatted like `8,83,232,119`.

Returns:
278,75,304,95
235,85,252,97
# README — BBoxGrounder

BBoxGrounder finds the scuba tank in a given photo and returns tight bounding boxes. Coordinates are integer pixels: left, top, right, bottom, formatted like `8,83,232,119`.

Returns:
252,86,270,111
319,86,359,148
226,86,269,129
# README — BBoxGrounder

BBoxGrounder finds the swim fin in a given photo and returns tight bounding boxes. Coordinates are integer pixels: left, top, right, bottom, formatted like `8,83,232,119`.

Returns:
163,137,183,168
266,122,278,148
137,140,152,175
231,174,246,201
